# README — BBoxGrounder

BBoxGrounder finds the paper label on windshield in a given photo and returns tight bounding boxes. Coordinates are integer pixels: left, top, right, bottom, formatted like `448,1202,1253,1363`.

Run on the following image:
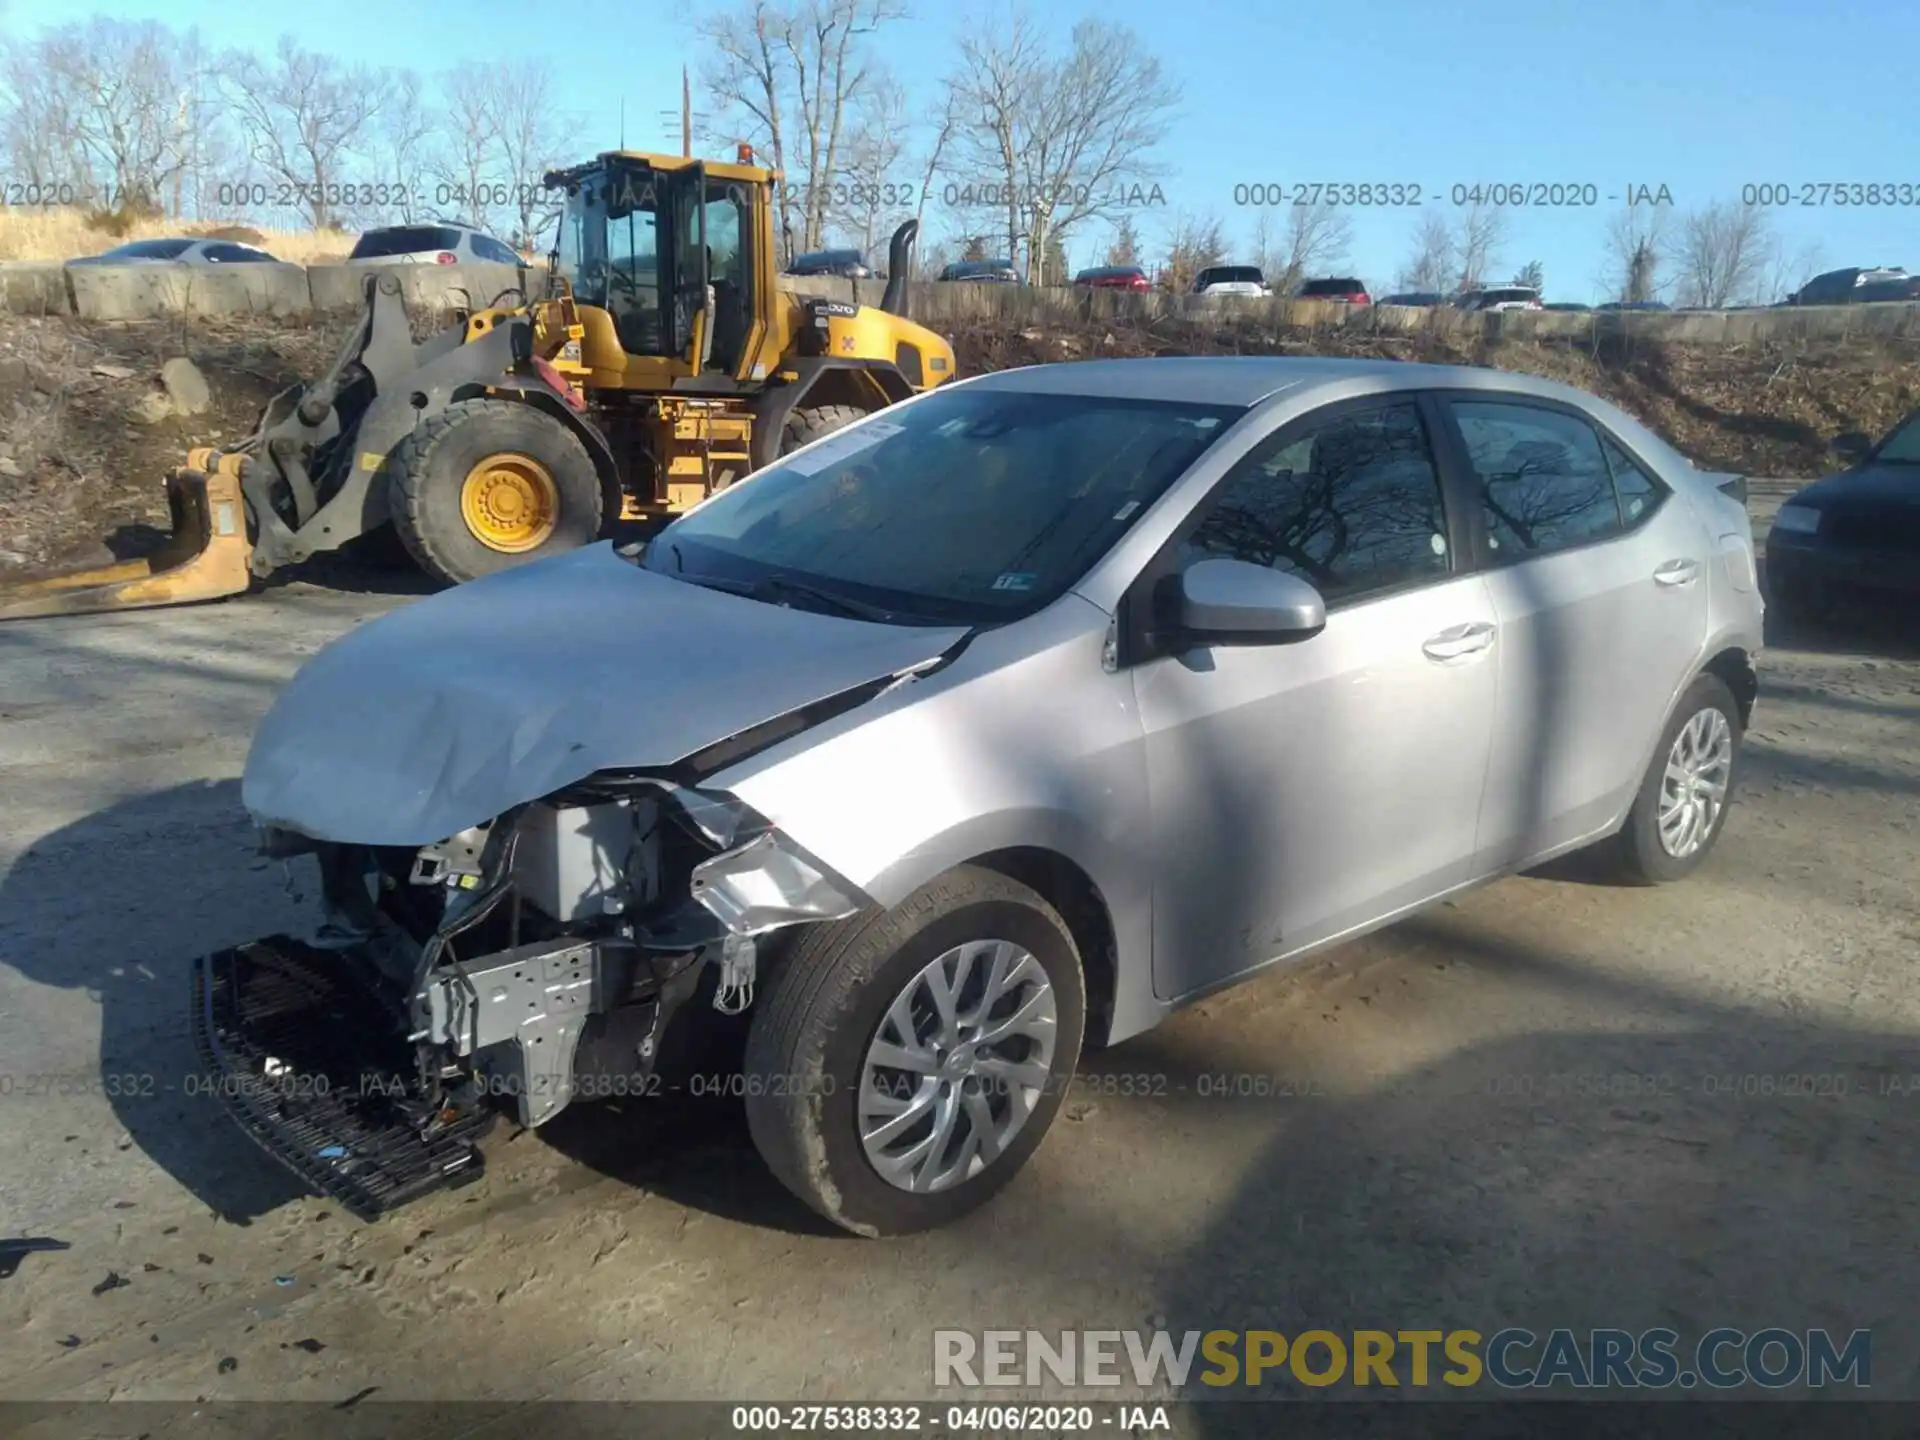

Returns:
780,419,905,475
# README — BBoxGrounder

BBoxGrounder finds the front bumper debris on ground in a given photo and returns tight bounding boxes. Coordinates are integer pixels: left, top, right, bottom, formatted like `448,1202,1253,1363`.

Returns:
191,938,494,1219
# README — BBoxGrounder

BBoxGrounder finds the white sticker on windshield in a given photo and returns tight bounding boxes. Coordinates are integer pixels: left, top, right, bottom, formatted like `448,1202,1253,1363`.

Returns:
1112,500,1141,521
991,572,1036,591
1430,532,1447,556
779,419,905,475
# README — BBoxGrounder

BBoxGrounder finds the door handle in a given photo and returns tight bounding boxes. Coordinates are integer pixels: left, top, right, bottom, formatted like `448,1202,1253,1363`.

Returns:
1654,558,1701,587
1422,621,1497,662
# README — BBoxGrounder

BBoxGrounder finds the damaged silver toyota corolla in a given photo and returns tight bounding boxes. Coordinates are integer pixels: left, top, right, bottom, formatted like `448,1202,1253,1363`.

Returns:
200,357,1761,1235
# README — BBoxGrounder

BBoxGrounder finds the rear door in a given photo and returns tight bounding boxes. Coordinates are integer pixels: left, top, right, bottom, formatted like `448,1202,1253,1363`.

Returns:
1432,395,1710,870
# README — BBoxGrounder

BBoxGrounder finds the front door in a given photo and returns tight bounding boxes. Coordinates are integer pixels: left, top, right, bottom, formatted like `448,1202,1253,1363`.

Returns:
1133,398,1500,1001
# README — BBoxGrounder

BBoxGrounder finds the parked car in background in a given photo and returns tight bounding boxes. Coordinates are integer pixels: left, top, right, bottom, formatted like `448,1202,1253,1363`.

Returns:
230,354,1760,1236
1295,276,1371,305
939,258,1022,284
1767,410,1920,622
1456,286,1543,313
1544,302,1592,312
67,238,284,266
1596,301,1672,312
347,223,524,267
1193,265,1271,298
1379,292,1446,308
786,247,874,280
1073,265,1151,292
1787,267,1915,306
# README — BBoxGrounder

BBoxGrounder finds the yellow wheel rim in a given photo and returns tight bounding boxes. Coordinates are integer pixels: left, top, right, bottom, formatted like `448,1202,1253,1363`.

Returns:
459,453,559,553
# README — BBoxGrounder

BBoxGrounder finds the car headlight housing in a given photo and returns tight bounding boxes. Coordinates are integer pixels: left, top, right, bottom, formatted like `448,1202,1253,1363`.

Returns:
1772,504,1822,535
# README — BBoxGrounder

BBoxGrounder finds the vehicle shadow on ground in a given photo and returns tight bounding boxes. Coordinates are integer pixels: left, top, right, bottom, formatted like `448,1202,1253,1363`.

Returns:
0,779,312,1223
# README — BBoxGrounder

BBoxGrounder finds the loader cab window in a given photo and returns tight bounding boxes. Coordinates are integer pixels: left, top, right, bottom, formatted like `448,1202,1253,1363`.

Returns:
558,167,666,355
699,182,752,375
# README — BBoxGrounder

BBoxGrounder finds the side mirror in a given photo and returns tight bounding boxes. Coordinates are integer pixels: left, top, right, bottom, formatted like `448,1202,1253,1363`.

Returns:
1830,431,1872,463
1173,558,1327,646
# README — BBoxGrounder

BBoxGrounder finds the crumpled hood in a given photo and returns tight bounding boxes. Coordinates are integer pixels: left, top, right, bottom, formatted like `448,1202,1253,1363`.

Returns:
243,544,967,846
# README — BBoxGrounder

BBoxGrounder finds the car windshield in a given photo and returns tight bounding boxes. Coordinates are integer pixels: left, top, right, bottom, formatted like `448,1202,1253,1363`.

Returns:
644,387,1244,625
350,226,464,257
1874,414,1920,464
1300,279,1360,296
1202,268,1263,285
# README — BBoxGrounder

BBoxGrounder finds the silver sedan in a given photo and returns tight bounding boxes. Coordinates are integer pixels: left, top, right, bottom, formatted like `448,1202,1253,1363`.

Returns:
228,357,1764,1236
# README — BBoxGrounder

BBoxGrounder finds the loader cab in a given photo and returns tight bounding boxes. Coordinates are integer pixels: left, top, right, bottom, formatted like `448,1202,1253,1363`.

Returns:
549,152,774,388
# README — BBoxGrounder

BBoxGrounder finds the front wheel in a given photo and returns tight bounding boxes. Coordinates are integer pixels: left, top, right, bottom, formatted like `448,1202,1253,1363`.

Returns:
1613,673,1744,884
743,866,1086,1236
386,398,605,586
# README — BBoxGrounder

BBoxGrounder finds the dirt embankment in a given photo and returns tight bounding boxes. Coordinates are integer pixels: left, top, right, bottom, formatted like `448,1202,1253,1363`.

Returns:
2,309,1918,569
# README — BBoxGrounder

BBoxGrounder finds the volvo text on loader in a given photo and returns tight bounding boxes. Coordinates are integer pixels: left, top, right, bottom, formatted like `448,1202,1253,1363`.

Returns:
0,148,957,621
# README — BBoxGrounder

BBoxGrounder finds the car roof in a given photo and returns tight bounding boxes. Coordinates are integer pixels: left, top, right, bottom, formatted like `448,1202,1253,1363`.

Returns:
958,355,1610,409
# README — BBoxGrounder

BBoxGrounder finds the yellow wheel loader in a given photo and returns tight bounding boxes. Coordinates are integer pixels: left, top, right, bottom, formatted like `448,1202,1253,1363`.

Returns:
0,149,957,621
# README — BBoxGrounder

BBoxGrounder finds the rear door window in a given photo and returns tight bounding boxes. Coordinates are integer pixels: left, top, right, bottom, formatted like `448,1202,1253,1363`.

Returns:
1447,401,1624,558
349,226,464,258
470,234,522,264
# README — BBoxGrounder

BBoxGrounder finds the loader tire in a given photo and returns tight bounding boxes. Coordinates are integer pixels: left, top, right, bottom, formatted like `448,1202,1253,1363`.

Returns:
780,404,869,457
386,399,604,587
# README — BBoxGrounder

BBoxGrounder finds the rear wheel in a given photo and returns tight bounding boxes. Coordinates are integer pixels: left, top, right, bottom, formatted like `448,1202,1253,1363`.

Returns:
1613,673,1743,884
386,399,604,586
780,404,868,457
743,866,1086,1237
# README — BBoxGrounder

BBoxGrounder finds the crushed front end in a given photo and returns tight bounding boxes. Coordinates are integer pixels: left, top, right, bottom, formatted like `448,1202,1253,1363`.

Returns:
192,780,864,1219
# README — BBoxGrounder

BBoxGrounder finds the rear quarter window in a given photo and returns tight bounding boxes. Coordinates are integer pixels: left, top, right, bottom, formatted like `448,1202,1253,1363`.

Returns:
349,226,464,258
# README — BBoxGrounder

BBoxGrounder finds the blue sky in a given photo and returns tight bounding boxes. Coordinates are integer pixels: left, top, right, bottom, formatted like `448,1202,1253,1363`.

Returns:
8,0,1917,301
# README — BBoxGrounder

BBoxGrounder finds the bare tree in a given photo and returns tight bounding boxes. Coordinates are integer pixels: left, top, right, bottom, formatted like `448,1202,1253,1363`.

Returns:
1106,212,1141,266
1273,202,1352,294
226,35,385,229
828,74,912,254
948,9,1179,286
699,0,906,260
1514,259,1544,291
1451,202,1507,292
1393,211,1455,294
374,69,435,226
1674,201,1773,308
32,19,198,216
0,36,93,197
1160,211,1225,293
1601,202,1672,304
433,62,500,232
488,59,568,250
911,87,962,238
1754,236,1827,308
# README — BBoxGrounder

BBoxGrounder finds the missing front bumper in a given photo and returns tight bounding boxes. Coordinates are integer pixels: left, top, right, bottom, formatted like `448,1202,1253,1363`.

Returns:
191,938,493,1220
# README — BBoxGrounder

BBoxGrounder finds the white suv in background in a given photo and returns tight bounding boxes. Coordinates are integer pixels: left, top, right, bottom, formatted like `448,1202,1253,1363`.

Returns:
347,222,525,266
1456,286,1544,312
1193,265,1272,298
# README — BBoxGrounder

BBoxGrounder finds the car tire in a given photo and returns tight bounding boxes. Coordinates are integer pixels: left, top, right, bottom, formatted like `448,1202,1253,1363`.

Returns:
780,404,868,457
743,865,1086,1237
386,398,605,587
1612,673,1744,885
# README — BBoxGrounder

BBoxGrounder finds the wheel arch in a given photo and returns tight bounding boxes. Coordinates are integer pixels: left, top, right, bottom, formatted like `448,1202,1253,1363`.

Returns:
749,359,911,468
965,846,1120,1050
1701,645,1758,729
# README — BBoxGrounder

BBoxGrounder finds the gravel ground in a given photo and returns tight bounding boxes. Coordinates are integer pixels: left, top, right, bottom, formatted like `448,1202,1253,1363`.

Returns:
0,541,1916,1427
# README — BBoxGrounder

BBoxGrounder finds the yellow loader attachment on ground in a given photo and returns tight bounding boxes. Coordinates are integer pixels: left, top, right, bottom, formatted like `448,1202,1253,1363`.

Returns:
0,456,254,621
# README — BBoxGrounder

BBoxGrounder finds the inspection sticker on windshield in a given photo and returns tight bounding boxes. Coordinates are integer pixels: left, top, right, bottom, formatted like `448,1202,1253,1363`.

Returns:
781,419,905,474
991,572,1037,592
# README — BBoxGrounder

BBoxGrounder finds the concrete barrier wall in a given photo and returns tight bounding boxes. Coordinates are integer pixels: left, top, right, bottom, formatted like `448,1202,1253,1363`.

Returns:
5,259,1919,345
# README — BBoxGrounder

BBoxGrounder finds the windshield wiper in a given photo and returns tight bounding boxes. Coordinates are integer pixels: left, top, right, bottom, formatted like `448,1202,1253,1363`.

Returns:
751,573,902,623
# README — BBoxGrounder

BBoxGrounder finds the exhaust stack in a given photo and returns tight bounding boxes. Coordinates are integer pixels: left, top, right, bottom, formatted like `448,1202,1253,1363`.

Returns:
881,219,918,318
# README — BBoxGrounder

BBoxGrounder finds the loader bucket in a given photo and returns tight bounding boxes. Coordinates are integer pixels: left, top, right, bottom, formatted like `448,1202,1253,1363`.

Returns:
0,460,254,621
